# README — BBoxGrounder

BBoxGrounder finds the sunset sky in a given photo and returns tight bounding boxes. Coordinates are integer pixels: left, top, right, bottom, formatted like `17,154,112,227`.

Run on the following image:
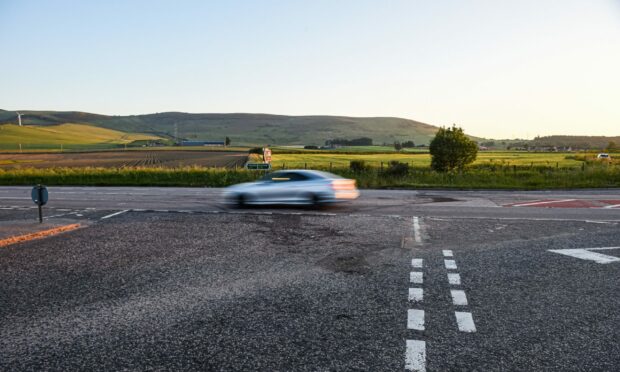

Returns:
1,0,619,139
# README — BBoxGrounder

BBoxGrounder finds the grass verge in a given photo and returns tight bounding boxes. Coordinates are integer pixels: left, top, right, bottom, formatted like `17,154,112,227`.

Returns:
0,165,618,189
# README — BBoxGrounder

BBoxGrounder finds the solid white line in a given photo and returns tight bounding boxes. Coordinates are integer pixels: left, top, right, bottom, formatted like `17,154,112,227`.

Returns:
442,249,453,257
448,273,461,285
411,258,423,268
455,311,476,332
511,199,576,207
407,309,425,330
410,272,423,284
548,248,620,264
451,290,468,306
444,259,457,270
408,288,423,302
412,217,422,244
405,340,426,372
100,209,130,220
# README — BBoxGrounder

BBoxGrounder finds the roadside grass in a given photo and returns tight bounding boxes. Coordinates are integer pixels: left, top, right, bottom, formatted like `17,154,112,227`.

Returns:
1,163,618,189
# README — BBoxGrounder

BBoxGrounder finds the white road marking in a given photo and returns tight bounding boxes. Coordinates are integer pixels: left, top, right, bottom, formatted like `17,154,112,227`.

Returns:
405,340,426,372
548,247,620,264
407,309,425,330
603,204,620,209
100,209,130,220
442,250,453,257
410,272,423,284
511,199,576,207
412,217,422,244
411,258,423,268
444,259,457,270
455,311,476,332
408,288,423,302
450,290,469,306
448,273,461,285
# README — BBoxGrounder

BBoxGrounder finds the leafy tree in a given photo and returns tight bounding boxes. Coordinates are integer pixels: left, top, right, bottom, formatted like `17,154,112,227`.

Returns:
606,141,617,152
225,136,231,146
394,141,402,151
429,125,478,171
402,140,415,148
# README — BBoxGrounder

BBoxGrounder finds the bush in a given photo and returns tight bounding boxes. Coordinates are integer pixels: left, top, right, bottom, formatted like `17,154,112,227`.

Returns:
429,125,478,171
385,161,409,177
248,147,263,154
349,160,368,172
304,145,319,150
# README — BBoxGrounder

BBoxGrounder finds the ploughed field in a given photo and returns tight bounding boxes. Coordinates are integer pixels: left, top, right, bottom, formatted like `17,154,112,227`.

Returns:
0,151,248,169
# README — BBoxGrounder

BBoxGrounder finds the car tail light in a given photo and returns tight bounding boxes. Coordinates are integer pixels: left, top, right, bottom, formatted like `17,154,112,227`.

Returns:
331,179,356,190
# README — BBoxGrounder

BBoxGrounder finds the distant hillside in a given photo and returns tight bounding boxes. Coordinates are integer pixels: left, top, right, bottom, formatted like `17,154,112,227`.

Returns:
0,123,161,146
0,109,453,146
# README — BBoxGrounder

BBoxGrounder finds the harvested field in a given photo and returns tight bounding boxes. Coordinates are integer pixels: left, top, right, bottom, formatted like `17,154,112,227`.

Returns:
0,151,248,169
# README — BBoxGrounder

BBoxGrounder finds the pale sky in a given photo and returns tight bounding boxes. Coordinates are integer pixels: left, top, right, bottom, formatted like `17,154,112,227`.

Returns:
1,0,619,139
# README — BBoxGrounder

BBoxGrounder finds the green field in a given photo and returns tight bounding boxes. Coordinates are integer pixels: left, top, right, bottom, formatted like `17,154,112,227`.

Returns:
0,123,161,149
271,151,597,169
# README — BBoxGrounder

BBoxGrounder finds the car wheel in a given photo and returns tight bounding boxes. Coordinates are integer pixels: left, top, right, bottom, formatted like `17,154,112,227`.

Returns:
237,194,246,207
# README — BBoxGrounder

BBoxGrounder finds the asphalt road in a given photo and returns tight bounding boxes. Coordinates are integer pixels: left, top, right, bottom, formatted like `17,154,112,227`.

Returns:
1,187,619,371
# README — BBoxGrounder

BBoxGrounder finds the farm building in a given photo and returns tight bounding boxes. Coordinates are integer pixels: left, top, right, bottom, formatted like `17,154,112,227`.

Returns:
180,140,225,147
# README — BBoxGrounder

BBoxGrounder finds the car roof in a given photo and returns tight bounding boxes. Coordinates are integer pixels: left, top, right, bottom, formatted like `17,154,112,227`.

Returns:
271,169,343,179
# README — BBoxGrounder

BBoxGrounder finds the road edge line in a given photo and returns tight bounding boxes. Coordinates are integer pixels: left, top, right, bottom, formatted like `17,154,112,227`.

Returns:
0,224,81,248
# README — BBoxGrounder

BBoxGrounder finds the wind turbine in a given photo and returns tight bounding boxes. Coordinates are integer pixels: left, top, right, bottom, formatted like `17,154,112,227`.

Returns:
16,112,22,126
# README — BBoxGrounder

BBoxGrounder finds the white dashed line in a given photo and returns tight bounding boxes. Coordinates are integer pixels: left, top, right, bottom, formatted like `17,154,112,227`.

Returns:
450,290,469,306
412,217,422,244
455,311,477,332
444,259,457,270
407,309,425,330
442,250,453,257
408,288,423,302
405,340,426,371
411,259,423,268
100,209,130,220
447,273,461,285
410,272,423,284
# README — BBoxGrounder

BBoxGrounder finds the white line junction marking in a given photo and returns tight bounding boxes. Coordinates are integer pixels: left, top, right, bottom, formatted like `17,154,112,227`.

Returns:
450,290,469,306
412,217,422,244
548,247,620,264
411,258,423,268
409,288,423,302
405,340,426,372
410,272,423,284
455,311,477,333
444,259,457,270
448,273,461,285
407,309,425,330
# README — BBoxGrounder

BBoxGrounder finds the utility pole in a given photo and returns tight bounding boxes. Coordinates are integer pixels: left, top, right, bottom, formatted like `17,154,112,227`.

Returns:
174,123,178,145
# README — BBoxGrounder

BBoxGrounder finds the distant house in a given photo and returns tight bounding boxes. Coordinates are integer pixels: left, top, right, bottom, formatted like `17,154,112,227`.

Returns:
181,140,225,147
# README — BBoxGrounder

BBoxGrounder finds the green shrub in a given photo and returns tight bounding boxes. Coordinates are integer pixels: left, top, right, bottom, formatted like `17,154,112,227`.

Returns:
385,161,409,177
349,160,368,172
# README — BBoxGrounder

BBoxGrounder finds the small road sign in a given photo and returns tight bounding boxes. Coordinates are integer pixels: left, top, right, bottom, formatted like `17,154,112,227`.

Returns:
31,185,48,223
246,163,271,170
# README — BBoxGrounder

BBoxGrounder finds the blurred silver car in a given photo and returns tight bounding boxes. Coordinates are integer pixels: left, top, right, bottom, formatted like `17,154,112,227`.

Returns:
223,169,359,206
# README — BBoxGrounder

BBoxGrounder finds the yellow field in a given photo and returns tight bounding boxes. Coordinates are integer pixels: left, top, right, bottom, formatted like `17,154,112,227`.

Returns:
271,151,599,169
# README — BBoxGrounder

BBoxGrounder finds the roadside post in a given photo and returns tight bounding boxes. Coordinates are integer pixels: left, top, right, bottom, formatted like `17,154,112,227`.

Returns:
31,184,48,223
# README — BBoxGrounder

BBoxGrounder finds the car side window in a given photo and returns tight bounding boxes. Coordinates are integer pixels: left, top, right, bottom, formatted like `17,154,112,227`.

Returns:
287,172,309,181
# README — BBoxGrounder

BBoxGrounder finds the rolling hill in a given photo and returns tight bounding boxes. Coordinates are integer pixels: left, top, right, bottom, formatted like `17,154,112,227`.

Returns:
0,109,449,146
0,123,161,147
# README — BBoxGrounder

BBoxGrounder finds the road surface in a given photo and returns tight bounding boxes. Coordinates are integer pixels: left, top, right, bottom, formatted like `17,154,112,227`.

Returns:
1,187,619,371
